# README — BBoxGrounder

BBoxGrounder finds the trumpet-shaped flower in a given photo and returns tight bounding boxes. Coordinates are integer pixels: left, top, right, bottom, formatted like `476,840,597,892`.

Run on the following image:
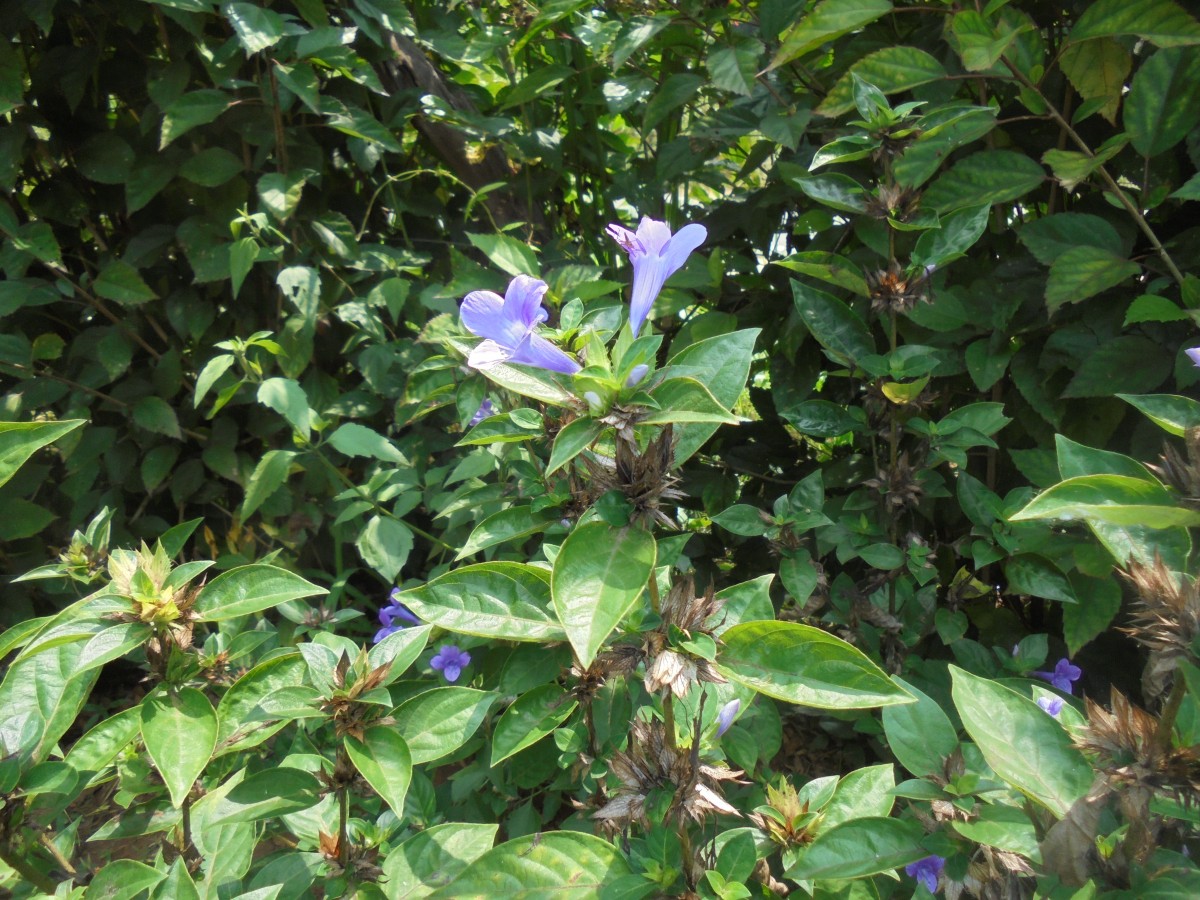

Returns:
1187,347,1200,368
430,644,471,683
374,589,420,643
715,699,740,737
460,275,580,375
905,855,945,893
468,398,495,427
1038,696,1064,717
1035,658,1082,694
606,216,707,336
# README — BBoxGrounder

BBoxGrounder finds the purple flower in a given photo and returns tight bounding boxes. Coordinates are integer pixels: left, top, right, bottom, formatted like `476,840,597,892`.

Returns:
905,855,945,893
625,364,649,388
1038,696,1064,717
1188,347,1200,368
460,275,580,375
715,699,740,737
430,644,471,683
606,216,707,336
468,398,495,427
1034,658,1082,694
374,589,420,643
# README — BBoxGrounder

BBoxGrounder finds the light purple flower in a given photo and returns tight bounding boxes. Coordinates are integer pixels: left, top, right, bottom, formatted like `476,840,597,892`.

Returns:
460,275,580,375
1037,696,1064,717
905,855,945,893
374,589,420,643
625,364,649,388
606,216,707,336
430,644,471,683
715,699,740,737
468,398,495,427
1187,347,1200,368
1034,658,1082,694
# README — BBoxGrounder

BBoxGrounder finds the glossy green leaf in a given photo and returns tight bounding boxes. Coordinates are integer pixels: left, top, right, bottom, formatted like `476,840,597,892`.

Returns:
787,171,868,213
457,506,554,559
1118,393,1200,436
0,641,100,764
551,522,656,667
94,260,157,306
718,621,913,709
193,564,326,621
784,816,925,881
328,422,408,463
642,377,740,425
817,46,946,117
215,654,307,757
491,683,578,766
769,0,893,70
912,204,990,269
952,803,1039,857
398,562,564,642
821,764,896,831
466,233,539,278
426,831,632,899
226,2,285,54
1044,246,1140,312
346,727,412,815
546,417,604,475
140,687,217,807
667,328,760,464
397,687,497,764
356,515,414,583
208,767,323,824
87,859,167,900
1068,0,1200,48
923,150,1045,212
792,280,875,364
1018,213,1124,266
1005,555,1077,603
160,90,230,147
1125,48,1200,156
950,666,1092,816
368,625,433,686
1009,474,1200,529
881,677,959,778
0,419,84,490
383,822,499,899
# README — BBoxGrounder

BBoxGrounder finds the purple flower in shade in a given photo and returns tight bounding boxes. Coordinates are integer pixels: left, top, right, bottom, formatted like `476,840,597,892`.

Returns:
430,644,471,683
1034,658,1082,694
715,699,740,737
1188,347,1200,368
625,363,650,389
374,589,420,643
468,398,495,427
460,275,580,375
606,216,707,336
1038,696,1064,717
905,855,945,893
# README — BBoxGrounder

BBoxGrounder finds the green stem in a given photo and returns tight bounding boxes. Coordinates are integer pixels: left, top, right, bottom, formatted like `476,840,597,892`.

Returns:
339,786,350,869
0,845,56,893
1153,675,1187,760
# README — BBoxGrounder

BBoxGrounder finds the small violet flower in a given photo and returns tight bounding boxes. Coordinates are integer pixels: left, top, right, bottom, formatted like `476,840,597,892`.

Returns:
430,644,471,683
374,589,420,644
606,216,707,336
906,855,945,894
460,274,580,375
1038,696,1064,717
1187,347,1200,368
1034,658,1082,694
625,363,649,389
715,699,740,737
468,398,495,427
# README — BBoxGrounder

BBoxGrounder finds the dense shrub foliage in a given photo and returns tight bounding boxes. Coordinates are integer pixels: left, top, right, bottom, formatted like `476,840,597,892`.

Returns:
2,0,1200,896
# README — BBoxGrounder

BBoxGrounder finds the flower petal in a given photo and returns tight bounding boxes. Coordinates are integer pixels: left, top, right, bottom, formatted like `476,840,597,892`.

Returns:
502,275,550,330
607,223,642,256
635,217,673,254
508,333,580,374
468,339,514,371
628,255,669,336
1188,347,1200,368
661,223,707,274
460,290,509,342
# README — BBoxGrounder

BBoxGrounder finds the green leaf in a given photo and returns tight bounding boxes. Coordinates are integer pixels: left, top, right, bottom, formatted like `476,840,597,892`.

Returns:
1045,246,1139,313
717,621,914,709
397,687,497,764
643,73,704,131
140,687,217,807
642,377,740,425
1043,134,1128,191
1125,294,1189,325
792,280,875,364
546,417,604,475
1063,336,1172,398
346,727,412,816
399,562,564,642
923,150,1045,212
1010,474,1200,530
11,222,60,263
950,666,1092,816
712,504,772,537
785,170,868,213
194,564,326,621
912,204,991,269
447,338,574,407
895,105,998,189
784,817,925,881
1118,393,1200,436
551,523,656,667
229,237,257,299
768,0,893,71
160,90,231,148
1018,213,1124,265
178,147,243,186
126,156,177,213
1170,172,1200,199
64,707,141,777
328,422,407,463
208,767,323,824
948,9,1027,71
667,328,760,464
1057,434,1156,482
822,764,896,830
1125,47,1200,156
150,859,200,900
499,64,575,109
491,683,578,766
132,396,182,440
76,133,135,184
240,449,297,520
1006,555,1077,603
708,41,762,96
215,654,306,757
466,233,539,278
0,419,84,490
356,515,414,583
1059,38,1131,124
226,2,285,54
1068,0,1200,48
256,377,311,437
87,860,167,900
382,822,499,899
817,47,946,117
457,506,554,560
952,803,1039,857
1063,572,1122,655
76,623,154,674
426,831,632,899
882,677,959,778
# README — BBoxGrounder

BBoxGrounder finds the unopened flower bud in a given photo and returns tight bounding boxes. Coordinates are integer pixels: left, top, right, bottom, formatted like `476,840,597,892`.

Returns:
715,699,740,737
625,364,649,388
584,391,603,413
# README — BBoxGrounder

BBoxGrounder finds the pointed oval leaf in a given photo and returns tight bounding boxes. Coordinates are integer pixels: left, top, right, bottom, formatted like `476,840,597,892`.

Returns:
882,676,960,778
383,822,499,899
208,767,323,824
140,687,217,808
345,727,412,816
784,817,925,882
718,621,913,709
491,683,579,766
552,523,656,667
194,564,326,621
397,688,497,764
1009,474,1200,529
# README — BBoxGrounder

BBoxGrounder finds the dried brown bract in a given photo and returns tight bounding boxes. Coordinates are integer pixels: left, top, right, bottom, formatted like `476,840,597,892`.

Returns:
643,577,726,698
866,261,932,315
582,425,684,529
1147,427,1200,503
864,451,925,513
593,719,744,829
1121,556,1200,699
